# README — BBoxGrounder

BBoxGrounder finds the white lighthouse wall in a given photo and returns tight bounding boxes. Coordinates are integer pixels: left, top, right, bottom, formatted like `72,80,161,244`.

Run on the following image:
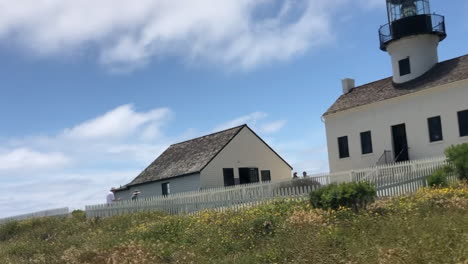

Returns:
324,79,468,173
387,34,439,83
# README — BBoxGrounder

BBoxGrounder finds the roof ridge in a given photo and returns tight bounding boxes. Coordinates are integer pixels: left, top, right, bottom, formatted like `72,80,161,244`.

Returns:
324,53,468,116
351,54,468,92
350,76,392,91
440,53,468,63
170,124,246,146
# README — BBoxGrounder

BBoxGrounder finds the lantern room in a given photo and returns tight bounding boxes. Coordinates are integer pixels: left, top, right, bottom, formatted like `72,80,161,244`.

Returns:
378,0,448,84
379,0,446,51
386,0,431,22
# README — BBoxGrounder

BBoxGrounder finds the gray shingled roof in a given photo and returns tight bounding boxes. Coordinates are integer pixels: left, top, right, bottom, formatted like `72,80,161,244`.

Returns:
126,125,245,186
324,54,468,116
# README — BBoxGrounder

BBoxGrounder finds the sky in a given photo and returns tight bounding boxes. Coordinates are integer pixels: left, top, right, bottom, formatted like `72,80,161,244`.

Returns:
0,0,467,217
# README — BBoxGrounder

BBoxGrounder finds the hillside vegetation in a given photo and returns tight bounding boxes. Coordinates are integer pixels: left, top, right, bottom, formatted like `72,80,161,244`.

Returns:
0,183,467,264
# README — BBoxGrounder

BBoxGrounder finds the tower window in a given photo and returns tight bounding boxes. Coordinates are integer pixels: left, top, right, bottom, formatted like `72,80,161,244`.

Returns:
360,131,373,155
399,57,411,76
427,116,443,142
338,136,349,159
458,110,468,137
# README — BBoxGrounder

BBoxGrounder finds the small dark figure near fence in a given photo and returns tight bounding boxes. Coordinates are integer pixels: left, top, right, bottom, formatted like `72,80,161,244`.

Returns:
293,172,299,179
302,171,308,178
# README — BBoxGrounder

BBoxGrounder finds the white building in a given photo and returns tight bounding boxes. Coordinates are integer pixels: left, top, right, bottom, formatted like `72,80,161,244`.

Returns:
324,0,468,172
115,125,292,199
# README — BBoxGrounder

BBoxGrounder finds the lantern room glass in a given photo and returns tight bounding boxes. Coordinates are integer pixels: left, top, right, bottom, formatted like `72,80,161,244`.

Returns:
386,0,431,22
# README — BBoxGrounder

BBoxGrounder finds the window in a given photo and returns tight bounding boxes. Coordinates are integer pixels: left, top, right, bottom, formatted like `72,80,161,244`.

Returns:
161,182,170,196
458,110,468,137
338,136,349,159
427,116,443,142
261,170,271,182
223,168,235,186
360,131,373,155
239,168,259,184
399,57,411,76
249,169,259,183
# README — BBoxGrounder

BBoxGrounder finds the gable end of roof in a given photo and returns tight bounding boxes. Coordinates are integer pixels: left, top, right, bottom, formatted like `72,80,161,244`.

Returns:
126,125,246,186
199,125,293,171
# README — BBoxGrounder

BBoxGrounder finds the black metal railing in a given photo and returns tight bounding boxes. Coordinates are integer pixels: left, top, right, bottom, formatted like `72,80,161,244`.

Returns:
394,145,409,163
379,14,446,50
376,150,393,166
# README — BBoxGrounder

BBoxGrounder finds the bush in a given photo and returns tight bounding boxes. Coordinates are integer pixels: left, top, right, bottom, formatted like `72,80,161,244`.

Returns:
445,143,468,181
71,210,86,220
309,181,376,212
0,221,20,241
428,167,449,188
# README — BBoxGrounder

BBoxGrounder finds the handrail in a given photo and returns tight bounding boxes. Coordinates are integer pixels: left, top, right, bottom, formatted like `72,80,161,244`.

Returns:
376,150,393,166
393,145,408,163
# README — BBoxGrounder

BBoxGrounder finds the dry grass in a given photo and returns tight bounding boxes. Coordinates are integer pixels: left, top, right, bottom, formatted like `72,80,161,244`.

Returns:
0,183,467,264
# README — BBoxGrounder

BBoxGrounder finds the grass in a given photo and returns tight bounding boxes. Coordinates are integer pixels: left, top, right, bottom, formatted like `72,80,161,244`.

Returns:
0,183,467,264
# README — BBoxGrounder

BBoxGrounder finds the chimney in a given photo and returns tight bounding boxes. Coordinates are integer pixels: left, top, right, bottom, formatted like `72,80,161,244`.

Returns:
342,78,355,94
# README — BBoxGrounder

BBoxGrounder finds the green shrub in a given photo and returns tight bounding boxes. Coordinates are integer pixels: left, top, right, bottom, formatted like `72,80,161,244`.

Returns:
309,181,376,212
71,210,86,220
428,167,449,188
445,143,468,180
0,221,20,241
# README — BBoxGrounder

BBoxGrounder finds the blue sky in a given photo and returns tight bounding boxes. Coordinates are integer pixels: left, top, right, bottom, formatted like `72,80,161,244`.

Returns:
0,0,467,217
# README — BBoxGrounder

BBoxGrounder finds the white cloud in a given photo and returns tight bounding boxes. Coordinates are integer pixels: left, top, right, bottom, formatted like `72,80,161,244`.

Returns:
259,120,287,134
106,144,168,164
0,170,139,218
62,104,171,140
214,112,288,135
214,112,268,131
0,148,70,171
0,104,174,217
0,0,368,71
0,104,173,175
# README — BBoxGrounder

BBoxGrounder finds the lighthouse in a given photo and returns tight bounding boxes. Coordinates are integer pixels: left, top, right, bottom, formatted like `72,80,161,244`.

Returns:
324,0,468,173
379,0,447,83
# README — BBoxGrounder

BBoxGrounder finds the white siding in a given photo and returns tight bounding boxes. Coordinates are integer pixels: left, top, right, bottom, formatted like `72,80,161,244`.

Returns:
325,79,468,172
387,34,439,83
115,174,200,200
201,127,292,188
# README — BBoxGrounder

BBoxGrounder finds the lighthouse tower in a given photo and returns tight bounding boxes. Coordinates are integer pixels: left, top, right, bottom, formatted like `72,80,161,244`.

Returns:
379,0,447,83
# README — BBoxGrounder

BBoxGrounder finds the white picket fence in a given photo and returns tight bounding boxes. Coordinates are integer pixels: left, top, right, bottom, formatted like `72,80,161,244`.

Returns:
86,156,454,218
353,157,457,197
86,176,327,218
0,207,70,225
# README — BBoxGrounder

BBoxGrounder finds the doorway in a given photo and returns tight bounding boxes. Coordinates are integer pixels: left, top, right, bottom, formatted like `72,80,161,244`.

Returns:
223,168,235,186
391,123,409,162
239,168,259,185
